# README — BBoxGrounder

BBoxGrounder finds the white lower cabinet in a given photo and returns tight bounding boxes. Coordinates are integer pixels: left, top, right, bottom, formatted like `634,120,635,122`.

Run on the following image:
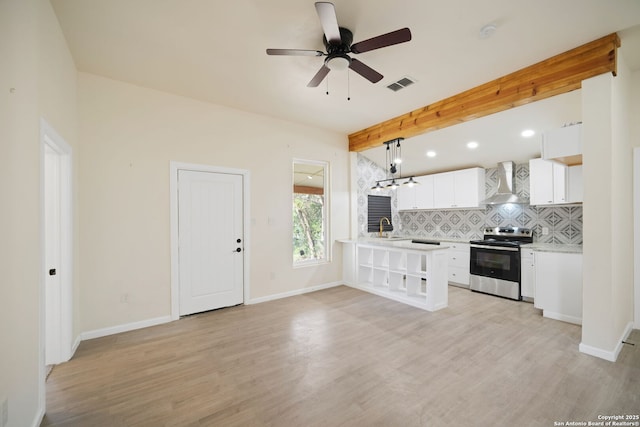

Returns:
534,251,583,325
520,249,535,300
356,244,448,311
447,242,470,286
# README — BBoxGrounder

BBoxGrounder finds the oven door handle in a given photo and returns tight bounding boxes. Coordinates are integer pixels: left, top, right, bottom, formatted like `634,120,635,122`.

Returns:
470,244,519,252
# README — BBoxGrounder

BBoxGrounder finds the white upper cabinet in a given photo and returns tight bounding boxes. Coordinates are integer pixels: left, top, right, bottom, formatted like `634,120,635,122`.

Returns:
433,168,485,209
398,167,485,210
414,175,435,209
453,168,485,208
396,183,415,211
567,165,583,203
542,123,582,160
433,172,455,208
529,158,571,205
397,175,434,210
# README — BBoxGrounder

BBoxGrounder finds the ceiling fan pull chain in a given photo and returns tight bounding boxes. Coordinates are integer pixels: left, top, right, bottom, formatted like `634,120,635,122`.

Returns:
347,69,351,101
326,75,329,95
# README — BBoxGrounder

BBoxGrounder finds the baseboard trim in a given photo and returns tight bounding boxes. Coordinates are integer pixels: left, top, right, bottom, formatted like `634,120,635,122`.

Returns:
32,407,45,427
542,310,582,325
77,284,344,341
247,281,342,305
71,335,81,355
80,315,173,341
579,321,634,362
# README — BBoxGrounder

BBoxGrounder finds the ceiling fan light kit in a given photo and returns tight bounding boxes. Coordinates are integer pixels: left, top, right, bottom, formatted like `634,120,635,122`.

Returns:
326,54,350,71
266,2,412,88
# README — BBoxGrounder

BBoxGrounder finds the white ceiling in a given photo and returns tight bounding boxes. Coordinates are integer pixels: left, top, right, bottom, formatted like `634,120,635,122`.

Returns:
51,0,640,174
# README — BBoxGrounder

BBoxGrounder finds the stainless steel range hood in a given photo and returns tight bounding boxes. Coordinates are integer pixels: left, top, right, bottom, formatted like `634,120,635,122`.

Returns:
482,161,529,205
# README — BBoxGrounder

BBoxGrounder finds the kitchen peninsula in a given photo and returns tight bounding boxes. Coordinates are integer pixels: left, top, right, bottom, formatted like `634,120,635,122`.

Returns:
340,239,449,311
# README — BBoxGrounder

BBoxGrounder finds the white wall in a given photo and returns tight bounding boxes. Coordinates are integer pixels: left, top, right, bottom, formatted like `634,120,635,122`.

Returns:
581,52,634,360
77,73,350,333
632,68,640,328
0,0,78,425
0,1,40,424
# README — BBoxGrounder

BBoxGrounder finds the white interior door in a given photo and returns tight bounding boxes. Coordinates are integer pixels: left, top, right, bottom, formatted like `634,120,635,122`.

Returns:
44,144,62,364
178,170,244,315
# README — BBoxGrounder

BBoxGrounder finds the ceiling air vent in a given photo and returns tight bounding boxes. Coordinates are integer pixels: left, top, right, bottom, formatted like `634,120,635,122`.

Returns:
386,76,416,92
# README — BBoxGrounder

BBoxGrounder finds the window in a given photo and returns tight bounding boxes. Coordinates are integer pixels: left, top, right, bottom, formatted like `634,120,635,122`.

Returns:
367,195,393,233
293,160,329,265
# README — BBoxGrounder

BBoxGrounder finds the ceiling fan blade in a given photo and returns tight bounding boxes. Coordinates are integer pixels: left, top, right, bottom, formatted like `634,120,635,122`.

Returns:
350,28,412,54
315,2,341,45
266,49,324,56
349,58,383,83
307,65,331,87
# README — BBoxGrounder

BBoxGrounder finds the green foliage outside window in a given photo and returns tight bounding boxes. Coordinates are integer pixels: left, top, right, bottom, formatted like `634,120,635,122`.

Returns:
293,193,325,262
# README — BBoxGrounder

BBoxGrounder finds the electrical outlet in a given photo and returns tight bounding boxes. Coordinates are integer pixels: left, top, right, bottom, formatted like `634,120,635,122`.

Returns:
542,227,549,235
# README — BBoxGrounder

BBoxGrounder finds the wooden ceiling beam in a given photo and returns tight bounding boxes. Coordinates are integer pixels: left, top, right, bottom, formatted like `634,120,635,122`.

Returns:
348,33,620,152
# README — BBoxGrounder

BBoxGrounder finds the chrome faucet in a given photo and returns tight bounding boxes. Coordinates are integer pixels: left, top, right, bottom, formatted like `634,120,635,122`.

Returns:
379,217,391,237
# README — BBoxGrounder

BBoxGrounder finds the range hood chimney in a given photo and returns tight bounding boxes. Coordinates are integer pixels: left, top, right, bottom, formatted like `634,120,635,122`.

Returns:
482,161,529,205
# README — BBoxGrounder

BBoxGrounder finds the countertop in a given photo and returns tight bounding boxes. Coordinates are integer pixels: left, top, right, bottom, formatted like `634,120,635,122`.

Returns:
338,237,583,254
341,237,448,252
523,243,583,254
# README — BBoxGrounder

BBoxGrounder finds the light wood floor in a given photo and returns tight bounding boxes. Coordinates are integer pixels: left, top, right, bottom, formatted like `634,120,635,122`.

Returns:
42,286,640,427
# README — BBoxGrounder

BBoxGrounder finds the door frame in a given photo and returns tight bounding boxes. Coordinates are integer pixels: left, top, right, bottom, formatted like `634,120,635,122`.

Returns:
169,161,251,320
39,119,74,383
634,148,640,328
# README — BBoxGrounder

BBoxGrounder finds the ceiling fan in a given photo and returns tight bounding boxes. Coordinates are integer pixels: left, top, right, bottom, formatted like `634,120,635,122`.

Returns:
266,2,412,87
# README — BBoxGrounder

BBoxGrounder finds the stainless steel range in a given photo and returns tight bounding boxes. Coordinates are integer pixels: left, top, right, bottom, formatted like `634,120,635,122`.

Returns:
469,227,533,300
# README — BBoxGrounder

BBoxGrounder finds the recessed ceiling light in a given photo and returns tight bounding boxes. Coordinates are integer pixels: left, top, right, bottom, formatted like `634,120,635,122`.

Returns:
467,141,479,149
307,175,313,179
521,129,535,138
426,150,437,158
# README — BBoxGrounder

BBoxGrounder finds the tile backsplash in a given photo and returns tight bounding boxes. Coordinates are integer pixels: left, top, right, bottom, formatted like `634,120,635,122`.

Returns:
356,153,582,245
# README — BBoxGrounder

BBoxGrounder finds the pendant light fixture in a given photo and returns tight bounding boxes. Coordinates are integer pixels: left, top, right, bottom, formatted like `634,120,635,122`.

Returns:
370,137,420,191
403,176,418,187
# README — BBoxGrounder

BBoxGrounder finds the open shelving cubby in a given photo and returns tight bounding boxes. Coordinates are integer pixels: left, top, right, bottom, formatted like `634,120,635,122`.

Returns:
353,243,448,312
